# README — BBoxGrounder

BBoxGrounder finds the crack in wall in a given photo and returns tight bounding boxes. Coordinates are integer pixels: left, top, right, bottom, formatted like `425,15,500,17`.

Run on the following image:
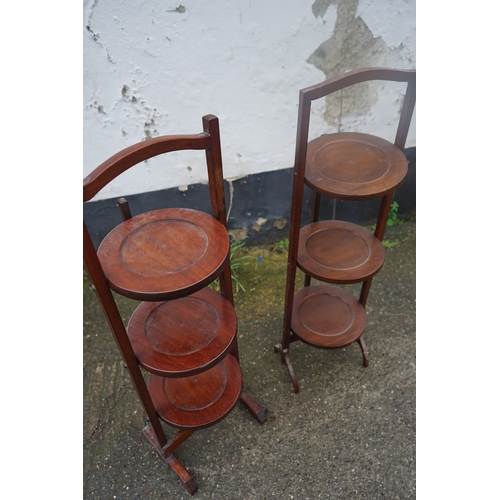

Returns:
308,0,404,126
85,0,115,64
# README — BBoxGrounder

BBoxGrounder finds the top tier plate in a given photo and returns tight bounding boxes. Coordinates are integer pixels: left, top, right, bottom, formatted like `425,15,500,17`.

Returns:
97,208,229,301
305,132,408,200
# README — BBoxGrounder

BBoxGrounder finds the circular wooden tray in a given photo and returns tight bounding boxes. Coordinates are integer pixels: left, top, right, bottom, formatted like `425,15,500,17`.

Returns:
305,132,408,200
127,287,237,378
148,354,242,430
97,208,229,301
291,285,366,349
297,220,385,283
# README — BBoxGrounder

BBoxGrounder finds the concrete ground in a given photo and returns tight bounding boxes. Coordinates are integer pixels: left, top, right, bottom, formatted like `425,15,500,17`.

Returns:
83,219,416,499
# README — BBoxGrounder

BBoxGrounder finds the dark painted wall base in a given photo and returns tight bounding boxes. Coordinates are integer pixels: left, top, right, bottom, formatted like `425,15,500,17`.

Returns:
84,148,415,248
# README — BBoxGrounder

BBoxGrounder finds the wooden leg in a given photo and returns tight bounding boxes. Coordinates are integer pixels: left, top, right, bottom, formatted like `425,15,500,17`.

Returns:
117,197,133,221
142,425,198,495
311,191,321,223
165,454,198,495
217,262,267,425
359,278,373,308
357,335,369,367
304,192,321,288
220,259,267,424
274,332,299,353
273,335,299,356
274,332,299,394
278,344,300,393
239,391,267,424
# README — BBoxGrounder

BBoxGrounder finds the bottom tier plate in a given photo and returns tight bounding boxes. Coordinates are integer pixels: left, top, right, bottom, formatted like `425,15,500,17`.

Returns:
291,285,366,348
148,354,242,430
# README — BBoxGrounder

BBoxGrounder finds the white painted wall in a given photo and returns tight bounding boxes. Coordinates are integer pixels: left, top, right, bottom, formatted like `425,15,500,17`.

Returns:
84,0,415,201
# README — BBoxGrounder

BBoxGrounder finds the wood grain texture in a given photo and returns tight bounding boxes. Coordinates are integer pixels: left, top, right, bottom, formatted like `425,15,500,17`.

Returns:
297,220,385,283
142,425,198,494
97,208,230,301
304,132,408,200
83,134,211,203
148,354,242,430
301,67,416,103
127,287,237,378
291,285,366,349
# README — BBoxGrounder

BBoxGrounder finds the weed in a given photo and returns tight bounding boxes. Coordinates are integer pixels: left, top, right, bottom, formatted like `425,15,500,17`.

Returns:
367,202,402,230
210,240,249,294
382,239,399,248
386,201,401,227
271,239,289,252
229,241,250,293
364,202,403,246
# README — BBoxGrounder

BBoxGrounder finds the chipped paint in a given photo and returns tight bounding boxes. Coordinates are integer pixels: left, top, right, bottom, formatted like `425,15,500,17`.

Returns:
252,217,268,232
307,0,415,138
273,218,288,230
229,227,249,242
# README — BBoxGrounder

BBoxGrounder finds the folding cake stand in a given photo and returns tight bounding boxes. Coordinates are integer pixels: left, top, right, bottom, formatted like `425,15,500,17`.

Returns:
277,68,416,393
83,115,266,494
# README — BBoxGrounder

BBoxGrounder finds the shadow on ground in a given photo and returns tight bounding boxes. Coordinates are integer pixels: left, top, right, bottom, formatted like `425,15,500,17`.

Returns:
83,220,416,499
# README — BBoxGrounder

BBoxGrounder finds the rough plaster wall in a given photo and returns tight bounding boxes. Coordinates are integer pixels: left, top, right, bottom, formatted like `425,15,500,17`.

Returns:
83,0,415,202
83,0,337,201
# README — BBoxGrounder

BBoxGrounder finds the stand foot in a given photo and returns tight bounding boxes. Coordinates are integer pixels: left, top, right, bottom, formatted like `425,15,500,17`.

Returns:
165,454,198,495
239,391,267,424
277,344,300,394
357,335,369,367
142,425,198,495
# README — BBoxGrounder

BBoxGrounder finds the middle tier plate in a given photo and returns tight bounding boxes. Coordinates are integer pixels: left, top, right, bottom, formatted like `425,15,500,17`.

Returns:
297,220,385,284
127,287,237,378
